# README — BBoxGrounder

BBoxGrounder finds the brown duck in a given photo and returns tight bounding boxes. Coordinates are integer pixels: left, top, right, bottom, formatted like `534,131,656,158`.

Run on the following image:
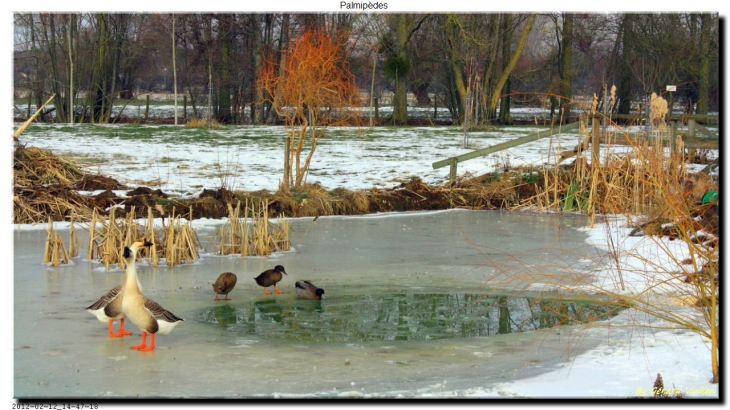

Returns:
213,272,237,301
120,238,184,351
254,265,288,295
295,280,325,300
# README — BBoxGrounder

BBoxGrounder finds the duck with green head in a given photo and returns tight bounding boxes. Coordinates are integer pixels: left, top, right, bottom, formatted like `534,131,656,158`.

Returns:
295,280,325,300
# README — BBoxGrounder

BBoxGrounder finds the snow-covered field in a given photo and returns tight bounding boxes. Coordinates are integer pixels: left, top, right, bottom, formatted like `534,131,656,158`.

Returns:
14,118,716,197
8,116,720,400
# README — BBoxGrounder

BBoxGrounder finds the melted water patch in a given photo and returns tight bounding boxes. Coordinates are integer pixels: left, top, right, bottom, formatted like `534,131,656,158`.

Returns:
196,293,624,343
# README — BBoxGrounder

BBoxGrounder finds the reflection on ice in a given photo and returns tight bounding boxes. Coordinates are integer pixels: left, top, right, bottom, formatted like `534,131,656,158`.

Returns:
15,209,610,398
197,293,623,342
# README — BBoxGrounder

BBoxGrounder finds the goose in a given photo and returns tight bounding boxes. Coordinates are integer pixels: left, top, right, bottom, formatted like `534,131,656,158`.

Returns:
86,284,133,338
85,243,146,338
213,272,237,301
295,280,325,300
254,265,288,295
121,238,184,351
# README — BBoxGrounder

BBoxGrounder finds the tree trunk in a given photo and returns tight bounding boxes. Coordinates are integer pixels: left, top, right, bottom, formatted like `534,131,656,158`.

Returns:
489,13,535,119
66,14,74,124
559,13,573,121
40,14,68,122
217,15,233,123
445,14,466,125
249,14,263,124
272,13,290,125
616,14,634,116
696,13,711,115
392,14,409,125
172,14,178,125
480,14,501,122
498,14,513,125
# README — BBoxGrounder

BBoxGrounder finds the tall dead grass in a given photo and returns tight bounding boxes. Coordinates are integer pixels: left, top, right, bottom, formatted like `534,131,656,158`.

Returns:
482,92,719,384
82,205,200,269
214,198,291,256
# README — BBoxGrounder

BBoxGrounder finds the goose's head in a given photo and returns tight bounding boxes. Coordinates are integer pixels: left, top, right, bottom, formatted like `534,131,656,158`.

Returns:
124,237,154,260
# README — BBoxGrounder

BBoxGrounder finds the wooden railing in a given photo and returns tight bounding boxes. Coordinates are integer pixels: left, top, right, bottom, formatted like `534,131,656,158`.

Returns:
432,122,581,181
433,116,718,182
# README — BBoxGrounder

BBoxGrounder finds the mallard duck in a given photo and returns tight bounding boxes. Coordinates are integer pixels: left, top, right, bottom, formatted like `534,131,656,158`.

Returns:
121,238,184,351
295,280,325,300
213,272,237,301
254,265,287,295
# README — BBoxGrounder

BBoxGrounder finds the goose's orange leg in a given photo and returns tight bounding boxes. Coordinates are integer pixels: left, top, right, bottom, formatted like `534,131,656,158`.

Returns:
131,331,148,350
274,285,283,295
214,294,221,301
138,333,156,352
263,287,272,295
111,318,133,338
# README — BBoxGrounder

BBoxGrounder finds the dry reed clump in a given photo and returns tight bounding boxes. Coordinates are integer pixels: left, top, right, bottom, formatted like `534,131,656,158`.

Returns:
14,185,93,225
271,183,370,217
295,183,334,216
157,206,201,267
14,144,84,186
330,187,370,214
13,143,94,224
449,171,543,210
87,207,144,270
214,198,291,257
85,205,200,269
43,217,80,266
185,117,223,128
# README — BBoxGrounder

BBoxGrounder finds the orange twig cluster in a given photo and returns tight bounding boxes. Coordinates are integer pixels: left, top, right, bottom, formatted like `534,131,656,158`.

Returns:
258,29,360,191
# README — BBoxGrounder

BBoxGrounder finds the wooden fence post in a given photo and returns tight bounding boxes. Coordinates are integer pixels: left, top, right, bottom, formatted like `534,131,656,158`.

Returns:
592,115,600,167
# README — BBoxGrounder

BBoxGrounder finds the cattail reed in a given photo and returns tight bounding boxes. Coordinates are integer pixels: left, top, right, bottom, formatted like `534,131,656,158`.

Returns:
215,198,291,257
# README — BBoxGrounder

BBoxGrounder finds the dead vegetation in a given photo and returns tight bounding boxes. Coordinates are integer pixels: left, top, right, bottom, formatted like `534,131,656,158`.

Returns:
214,199,291,257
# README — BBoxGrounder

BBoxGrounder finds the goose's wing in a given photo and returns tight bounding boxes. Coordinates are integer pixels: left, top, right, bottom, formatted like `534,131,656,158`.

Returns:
144,297,184,323
86,285,123,311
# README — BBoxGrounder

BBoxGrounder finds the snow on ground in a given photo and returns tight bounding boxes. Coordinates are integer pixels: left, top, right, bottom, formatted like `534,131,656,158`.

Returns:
9,116,721,400
445,214,720,398
15,119,717,198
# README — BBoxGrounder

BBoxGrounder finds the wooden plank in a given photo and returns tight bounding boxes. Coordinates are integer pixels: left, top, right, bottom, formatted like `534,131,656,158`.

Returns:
433,122,580,170
599,135,718,150
695,123,718,139
13,93,56,138
610,113,719,123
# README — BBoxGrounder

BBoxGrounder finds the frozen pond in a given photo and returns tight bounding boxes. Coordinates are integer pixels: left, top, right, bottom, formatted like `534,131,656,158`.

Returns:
14,209,616,398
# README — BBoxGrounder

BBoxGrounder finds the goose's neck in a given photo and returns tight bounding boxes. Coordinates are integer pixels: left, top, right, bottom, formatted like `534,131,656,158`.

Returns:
124,257,143,294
